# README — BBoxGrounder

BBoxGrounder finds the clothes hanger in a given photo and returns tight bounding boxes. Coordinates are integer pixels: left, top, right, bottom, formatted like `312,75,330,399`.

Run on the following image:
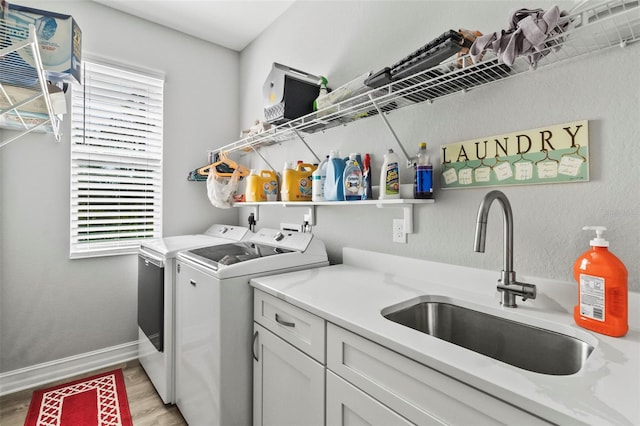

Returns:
196,152,250,178
535,149,559,165
513,152,532,164
561,144,587,162
476,157,495,168
492,154,511,166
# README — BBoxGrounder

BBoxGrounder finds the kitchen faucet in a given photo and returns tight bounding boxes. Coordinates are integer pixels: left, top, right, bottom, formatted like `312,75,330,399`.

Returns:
474,190,536,308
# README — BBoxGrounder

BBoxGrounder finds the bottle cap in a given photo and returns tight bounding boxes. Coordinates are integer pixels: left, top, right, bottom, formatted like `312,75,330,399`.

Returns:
419,142,427,148
583,226,609,247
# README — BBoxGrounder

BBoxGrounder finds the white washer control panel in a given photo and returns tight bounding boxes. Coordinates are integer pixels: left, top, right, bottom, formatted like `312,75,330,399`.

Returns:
249,228,313,252
204,224,250,241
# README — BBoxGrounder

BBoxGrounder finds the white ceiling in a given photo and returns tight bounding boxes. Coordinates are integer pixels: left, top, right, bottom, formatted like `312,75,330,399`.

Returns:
92,0,296,51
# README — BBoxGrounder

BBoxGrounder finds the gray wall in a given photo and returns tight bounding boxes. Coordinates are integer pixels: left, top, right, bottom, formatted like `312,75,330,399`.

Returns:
1,0,638,376
0,1,239,372
238,1,639,289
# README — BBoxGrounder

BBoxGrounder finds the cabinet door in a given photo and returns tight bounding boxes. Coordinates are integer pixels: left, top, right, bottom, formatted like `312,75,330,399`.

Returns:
253,323,324,426
327,371,415,426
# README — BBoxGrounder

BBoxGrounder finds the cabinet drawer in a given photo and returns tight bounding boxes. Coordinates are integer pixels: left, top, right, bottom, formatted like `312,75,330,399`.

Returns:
327,324,550,426
254,289,325,363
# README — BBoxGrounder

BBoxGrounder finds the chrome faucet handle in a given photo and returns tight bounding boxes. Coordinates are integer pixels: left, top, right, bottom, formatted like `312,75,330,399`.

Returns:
497,281,537,307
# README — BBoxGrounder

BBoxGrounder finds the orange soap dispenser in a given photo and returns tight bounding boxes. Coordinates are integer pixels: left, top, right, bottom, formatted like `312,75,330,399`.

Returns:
573,226,628,337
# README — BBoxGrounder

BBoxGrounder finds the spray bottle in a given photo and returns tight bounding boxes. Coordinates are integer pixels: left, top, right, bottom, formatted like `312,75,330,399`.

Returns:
313,76,329,111
573,226,628,337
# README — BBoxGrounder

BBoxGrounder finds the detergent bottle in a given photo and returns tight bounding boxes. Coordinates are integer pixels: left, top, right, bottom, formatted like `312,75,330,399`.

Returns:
573,226,628,337
324,150,345,201
246,169,279,202
343,153,363,201
280,162,294,201
312,155,329,202
379,148,400,199
282,162,316,201
259,170,279,201
245,169,260,202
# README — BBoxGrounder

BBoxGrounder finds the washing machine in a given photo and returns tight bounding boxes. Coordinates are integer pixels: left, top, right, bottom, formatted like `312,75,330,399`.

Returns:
174,228,328,426
137,224,250,404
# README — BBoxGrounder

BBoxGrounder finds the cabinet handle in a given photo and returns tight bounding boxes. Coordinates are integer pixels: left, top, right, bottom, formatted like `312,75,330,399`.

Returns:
275,313,295,328
189,279,196,287
252,330,259,362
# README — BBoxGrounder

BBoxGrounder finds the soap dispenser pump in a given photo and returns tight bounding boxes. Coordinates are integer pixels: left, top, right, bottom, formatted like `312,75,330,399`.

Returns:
573,226,628,337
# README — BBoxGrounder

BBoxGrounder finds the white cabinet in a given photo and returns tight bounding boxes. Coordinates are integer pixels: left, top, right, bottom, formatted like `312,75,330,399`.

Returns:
327,371,414,426
252,289,552,425
253,323,325,426
253,290,325,426
327,323,550,426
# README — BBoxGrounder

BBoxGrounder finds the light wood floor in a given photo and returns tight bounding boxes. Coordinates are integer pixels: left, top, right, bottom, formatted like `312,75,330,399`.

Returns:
0,359,187,426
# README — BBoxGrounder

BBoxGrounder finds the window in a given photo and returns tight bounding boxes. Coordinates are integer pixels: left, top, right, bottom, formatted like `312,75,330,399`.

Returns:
70,60,164,258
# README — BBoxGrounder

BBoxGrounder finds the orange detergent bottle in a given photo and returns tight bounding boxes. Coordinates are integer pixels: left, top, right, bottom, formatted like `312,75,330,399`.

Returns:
573,226,628,337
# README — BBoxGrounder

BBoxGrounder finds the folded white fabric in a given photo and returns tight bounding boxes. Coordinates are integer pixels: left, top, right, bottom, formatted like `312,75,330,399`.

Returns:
470,6,571,68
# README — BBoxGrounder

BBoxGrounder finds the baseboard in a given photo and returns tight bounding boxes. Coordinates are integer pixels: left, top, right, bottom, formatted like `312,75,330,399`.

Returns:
0,341,138,396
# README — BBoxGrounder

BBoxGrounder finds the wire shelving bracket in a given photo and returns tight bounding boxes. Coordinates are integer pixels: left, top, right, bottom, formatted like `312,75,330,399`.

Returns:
0,22,63,148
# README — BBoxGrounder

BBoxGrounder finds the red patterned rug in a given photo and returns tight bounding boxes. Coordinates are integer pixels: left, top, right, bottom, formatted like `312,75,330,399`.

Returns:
24,369,132,426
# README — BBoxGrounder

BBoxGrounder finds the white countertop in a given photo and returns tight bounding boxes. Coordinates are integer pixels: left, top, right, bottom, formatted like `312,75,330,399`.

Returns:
250,247,640,425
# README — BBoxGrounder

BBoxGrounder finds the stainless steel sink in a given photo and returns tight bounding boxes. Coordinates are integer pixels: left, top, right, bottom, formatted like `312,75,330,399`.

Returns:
382,297,594,375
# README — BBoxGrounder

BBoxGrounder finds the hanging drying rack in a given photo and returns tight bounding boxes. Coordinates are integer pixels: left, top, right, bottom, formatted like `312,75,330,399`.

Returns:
0,19,63,148
213,0,640,167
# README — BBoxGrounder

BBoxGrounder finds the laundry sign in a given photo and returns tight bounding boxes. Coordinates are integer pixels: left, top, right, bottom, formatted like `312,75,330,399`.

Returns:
440,120,589,189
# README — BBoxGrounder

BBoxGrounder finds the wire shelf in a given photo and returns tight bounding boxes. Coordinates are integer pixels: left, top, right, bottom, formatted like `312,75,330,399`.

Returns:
217,0,640,157
1,18,62,148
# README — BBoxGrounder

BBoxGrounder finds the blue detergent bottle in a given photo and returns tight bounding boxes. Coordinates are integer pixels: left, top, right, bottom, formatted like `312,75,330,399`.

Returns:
324,150,345,201
343,153,363,201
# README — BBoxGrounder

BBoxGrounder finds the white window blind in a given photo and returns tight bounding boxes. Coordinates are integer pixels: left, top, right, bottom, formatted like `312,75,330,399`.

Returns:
70,60,164,258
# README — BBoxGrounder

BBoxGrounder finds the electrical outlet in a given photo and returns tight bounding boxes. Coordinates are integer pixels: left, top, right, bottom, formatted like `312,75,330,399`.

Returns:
392,219,406,243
